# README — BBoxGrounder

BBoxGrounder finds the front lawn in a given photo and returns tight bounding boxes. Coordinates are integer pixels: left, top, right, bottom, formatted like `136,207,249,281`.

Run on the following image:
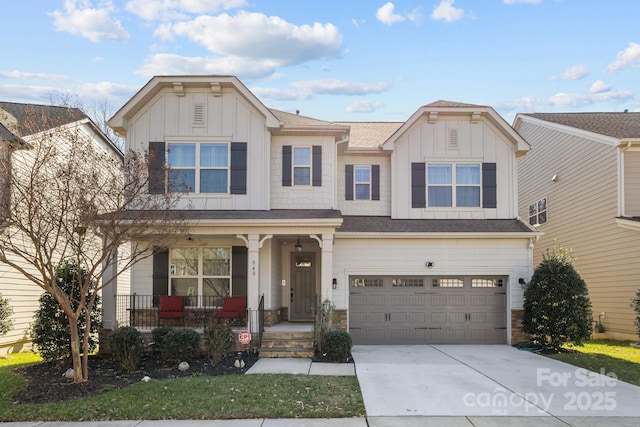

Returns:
547,340,640,386
0,353,364,421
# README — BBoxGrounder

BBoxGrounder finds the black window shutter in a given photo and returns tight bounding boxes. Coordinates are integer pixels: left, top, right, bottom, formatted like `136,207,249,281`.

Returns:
312,145,322,186
148,141,165,194
232,246,248,297
282,145,292,186
230,142,247,194
482,162,497,208
152,249,169,307
345,164,354,200
372,164,380,201
411,163,426,208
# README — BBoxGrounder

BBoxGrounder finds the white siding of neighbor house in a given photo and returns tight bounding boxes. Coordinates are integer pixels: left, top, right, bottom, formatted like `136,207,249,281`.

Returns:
336,146,391,216
517,119,640,339
270,136,336,209
332,237,531,312
391,115,518,219
624,151,640,216
126,87,271,211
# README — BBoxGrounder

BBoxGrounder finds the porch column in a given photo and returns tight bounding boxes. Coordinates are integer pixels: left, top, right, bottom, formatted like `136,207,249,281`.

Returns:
320,233,334,303
247,234,260,310
101,248,118,331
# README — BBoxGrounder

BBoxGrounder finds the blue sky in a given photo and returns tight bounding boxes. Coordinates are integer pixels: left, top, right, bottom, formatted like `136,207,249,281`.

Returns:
2,0,640,123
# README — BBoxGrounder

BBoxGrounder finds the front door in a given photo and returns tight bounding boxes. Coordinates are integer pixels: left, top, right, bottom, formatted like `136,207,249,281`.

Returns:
290,252,315,321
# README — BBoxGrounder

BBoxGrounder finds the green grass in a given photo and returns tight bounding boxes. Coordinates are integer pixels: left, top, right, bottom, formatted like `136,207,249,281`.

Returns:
547,340,640,386
0,354,364,421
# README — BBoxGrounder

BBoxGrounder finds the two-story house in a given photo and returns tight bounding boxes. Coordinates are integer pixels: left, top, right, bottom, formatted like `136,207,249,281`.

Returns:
106,76,538,347
515,112,640,340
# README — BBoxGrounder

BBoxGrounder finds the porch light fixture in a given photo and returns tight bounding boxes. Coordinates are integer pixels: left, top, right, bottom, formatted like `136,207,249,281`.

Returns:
295,237,303,253
332,278,337,289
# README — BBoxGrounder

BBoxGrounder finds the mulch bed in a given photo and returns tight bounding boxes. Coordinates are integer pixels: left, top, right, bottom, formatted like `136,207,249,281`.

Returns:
12,350,258,404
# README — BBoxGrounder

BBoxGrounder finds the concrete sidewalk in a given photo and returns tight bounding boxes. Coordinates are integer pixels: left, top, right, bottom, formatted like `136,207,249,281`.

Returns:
245,357,355,376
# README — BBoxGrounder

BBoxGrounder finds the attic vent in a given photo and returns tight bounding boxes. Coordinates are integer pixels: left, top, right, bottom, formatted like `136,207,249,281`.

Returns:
448,128,459,148
193,103,205,126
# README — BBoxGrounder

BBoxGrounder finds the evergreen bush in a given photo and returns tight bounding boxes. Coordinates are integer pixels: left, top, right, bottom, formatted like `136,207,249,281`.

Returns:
322,330,353,361
30,261,101,361
631,289,640,341
522,245,592,350
108,326,143,371
151,326,174,355
161,328,201,362
0,293,13,336
205,323,235,365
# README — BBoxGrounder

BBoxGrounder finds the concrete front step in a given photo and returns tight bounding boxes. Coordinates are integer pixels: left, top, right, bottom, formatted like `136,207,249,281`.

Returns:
261,331,314,340
259,347,315,358
260,338,314,349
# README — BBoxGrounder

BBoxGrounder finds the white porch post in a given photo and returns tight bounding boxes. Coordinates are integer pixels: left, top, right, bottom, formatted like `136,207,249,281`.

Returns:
101,248,118,331
320,233,334,303
247,234,260,310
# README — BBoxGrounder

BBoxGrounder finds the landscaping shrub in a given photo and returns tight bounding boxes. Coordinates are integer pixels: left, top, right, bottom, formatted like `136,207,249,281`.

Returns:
151,326,174,354
632,289,640,341
160,328,201,362
522,244,592,350
0,293,13,336
314,299,339,354
322,330,352,361
108,326,143,371
205,323,235,365
30,261,101,362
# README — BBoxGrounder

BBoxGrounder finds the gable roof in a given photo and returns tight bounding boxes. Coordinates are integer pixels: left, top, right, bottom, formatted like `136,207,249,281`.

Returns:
270,109,350,139
520,112,640,140
0,122,26,147
381,100,530,155
0,102,87,136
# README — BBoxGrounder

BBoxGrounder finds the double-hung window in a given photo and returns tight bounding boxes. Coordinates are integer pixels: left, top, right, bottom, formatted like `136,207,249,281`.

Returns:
167,143,229,193
293,147,311,185
354,166,371,200
529,198,547,226
427,163,481,207
169,247,231,307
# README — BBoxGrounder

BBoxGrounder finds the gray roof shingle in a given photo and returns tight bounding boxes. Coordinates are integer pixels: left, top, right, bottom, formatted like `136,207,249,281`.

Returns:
337,216,535,233
0,102,87,136
523,112,640,140
106,209,344,221
335,121,403,148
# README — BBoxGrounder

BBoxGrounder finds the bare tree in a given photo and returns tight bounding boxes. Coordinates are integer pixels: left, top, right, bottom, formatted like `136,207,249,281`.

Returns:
0,104,186,383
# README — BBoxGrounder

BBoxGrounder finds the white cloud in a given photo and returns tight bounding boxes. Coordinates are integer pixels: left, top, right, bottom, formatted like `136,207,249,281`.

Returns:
607,42,640,72
376,2,420,26
77,81,138,99
135,53,280,79
498,88,634,112
249,87,311,101
346,99,384,113
291,79,389,96
164,12,342,67
551,64,589,80
50,0,130,42
431,0,466,23
589,80,611,94
0,70,69,81
504,0,542,4
125,0,247,21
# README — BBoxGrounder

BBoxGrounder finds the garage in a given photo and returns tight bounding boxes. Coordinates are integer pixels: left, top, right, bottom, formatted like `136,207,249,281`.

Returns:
349,276,507,345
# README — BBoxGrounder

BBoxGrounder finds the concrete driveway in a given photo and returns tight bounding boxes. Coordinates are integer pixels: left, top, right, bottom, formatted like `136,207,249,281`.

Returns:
352,345,640,418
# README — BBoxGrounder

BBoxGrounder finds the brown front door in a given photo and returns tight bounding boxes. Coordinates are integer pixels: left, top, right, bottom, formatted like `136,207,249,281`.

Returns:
290,252,315,321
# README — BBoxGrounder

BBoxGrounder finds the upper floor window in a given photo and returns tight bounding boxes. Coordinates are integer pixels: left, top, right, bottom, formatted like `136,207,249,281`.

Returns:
293,147,311,185
355,166,371,199
168,142,228,193
529,197,547,226
427,163,480,207
345,164,380,201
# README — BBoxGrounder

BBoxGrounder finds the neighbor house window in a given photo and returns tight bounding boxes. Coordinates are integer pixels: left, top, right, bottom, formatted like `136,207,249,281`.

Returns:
167,143,229,193
529,198,547,226
170,247,231,306
427,163,480,207
293,146,311,185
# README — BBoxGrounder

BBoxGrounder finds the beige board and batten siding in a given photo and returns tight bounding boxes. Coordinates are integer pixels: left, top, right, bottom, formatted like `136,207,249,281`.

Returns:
391,116,518,219
624,151,640,216
126,85,271,211
517,119,639,339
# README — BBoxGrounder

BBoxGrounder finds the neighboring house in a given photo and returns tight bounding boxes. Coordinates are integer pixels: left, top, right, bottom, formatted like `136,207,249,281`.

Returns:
105,76,538,346
514,112,640,340
0,102,129,354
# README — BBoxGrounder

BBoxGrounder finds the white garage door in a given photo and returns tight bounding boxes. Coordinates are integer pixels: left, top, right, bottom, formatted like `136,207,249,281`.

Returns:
349,276,507,345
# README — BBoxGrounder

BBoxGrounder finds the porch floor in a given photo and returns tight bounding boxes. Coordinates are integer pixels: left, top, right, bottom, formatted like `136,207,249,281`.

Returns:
264,322,313,333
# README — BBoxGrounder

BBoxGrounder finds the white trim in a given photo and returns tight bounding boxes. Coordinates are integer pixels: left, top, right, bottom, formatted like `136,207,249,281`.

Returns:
335,232,542,239
616,218,640,231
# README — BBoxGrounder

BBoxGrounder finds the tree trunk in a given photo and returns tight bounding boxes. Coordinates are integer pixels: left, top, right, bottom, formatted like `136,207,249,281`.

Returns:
68,317,87,383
